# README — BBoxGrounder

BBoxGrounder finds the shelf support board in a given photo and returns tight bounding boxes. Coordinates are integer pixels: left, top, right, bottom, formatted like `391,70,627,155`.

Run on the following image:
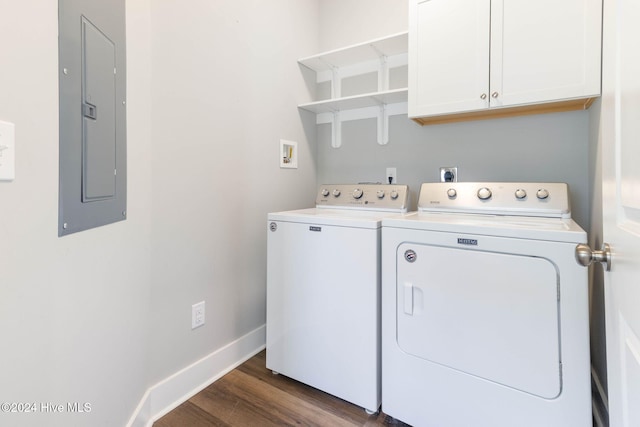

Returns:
378,55,389,92
377,104,389,145
331,66,341,99
331,111,342,148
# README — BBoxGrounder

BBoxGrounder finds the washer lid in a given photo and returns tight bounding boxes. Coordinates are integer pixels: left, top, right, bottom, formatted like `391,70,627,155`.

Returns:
269,208,406,229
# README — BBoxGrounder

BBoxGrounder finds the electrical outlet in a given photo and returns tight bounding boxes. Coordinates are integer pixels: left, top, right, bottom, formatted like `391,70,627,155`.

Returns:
440,167,458,182
192,301,205,329
386,167,397,184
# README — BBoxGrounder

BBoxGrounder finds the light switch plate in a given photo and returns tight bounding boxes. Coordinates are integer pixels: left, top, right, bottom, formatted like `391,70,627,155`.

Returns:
0,120,15,181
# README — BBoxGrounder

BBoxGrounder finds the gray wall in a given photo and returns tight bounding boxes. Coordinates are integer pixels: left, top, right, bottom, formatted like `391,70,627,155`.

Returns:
147,0,319,385
317,112,591,229
318,0,409,50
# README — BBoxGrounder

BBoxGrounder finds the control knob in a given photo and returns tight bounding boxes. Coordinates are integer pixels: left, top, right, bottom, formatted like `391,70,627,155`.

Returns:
477,187,492,200
536,189,549,200
390,190,399,200
352,188,363,199
321,188,330,197
376,190,385,199
447,188,457,199
515,189,527,199
332,189,341,197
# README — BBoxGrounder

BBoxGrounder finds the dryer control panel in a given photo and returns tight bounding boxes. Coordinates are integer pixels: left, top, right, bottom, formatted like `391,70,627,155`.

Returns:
418,182,571,218
316,184,409,213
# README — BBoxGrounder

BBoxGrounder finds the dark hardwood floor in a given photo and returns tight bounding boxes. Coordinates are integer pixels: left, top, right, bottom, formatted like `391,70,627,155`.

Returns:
153,350,409,427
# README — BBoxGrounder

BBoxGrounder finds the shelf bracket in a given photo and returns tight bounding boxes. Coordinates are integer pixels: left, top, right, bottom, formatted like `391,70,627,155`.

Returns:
377,104,389,145
331,111,342,148
331,66,341,99
378,54,389,92
370,42,389,92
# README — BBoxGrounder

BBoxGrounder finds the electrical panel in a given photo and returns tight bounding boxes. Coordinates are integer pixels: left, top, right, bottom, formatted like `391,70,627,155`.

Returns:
58,0,126,236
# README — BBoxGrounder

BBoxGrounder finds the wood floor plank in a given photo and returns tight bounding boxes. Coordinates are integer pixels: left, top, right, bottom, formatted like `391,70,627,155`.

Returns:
197,369,359,426
154,351,410,427
153,401,228,427
237,351,374,423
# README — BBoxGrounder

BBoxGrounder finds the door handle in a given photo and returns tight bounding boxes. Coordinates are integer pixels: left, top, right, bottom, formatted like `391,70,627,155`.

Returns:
575,243,612,271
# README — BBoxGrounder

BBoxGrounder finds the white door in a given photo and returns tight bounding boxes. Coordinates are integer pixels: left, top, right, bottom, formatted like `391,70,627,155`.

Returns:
601,0,640,425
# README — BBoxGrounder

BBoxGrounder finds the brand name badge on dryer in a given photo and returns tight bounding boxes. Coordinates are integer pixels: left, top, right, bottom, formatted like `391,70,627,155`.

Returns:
309,226,322,232
457,238,478,246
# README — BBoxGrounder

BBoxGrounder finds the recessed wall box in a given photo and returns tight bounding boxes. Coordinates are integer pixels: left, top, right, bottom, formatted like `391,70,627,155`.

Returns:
280,139,298,169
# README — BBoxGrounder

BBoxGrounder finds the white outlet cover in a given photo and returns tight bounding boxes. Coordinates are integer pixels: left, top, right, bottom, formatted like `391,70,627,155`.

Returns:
191,301,205,329
0,120,15,181
386,167,397,184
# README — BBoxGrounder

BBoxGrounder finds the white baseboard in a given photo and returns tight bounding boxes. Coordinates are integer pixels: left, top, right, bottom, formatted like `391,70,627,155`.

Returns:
127,324,266,427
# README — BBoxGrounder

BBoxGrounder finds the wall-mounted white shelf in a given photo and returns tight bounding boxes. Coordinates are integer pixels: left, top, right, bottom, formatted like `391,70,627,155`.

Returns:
297,31,408,148
298,31,408,76
298,88,408,115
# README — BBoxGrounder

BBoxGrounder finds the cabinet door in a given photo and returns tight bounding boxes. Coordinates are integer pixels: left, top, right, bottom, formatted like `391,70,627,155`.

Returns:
408,0,491,117
490,0,602,108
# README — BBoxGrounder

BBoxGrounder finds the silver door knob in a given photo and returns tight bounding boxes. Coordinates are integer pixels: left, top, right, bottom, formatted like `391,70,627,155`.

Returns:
491,92,499,98
480,93,487,100
575,243,612,271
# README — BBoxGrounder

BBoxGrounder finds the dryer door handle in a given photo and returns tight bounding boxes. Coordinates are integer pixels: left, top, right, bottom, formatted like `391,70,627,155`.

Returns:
575,243,612,271
404,282,414,315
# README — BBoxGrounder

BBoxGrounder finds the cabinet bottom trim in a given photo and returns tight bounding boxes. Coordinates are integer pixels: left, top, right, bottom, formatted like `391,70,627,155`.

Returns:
411,97,597,126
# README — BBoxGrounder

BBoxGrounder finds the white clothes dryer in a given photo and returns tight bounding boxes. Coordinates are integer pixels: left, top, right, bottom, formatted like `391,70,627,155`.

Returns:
267,184,409,414
381,182,591,427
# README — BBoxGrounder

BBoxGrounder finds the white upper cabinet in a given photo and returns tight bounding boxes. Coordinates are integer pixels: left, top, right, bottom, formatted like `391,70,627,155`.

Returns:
409,0,491,117
409,0,602,124
490,0,602,107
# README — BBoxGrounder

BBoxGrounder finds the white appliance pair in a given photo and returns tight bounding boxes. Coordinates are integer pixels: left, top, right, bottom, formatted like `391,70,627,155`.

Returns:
267,182,591,426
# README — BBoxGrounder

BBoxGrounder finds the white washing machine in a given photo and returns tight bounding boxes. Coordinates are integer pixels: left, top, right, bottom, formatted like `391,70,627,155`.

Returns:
381,182,591,427
267,184,409,414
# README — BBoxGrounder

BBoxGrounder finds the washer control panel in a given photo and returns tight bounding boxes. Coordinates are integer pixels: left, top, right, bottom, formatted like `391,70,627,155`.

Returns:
316,184,409,212
418,182,571,218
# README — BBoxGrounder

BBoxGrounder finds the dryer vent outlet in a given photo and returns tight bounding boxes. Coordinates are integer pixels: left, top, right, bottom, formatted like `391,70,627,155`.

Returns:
440,167,458,182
